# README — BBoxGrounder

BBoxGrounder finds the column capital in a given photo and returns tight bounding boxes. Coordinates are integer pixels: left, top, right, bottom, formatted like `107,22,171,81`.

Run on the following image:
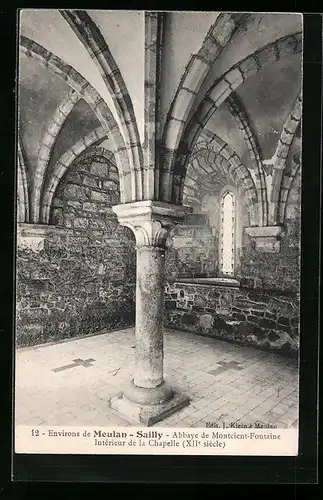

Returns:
112,201,192,248
17,223,57,252
245,225,285,253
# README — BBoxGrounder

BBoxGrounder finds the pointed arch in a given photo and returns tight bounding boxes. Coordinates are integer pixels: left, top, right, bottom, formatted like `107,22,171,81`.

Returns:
161,12,250,199
269,93,302,223
41,126,108,223
20,35,139,209
60,10,143,198
170,31,302,205
226,93,268,225
275,92,302,169
31,89,81,223
17,140,30,222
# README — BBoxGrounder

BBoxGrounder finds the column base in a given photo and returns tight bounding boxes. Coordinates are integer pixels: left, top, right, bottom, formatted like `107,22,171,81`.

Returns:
109,386,190,427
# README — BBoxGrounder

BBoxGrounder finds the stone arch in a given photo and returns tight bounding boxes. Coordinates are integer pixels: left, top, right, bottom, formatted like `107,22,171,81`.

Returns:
226,93,268,225
17,140,30,222
161,13,250,189
275,92,302,168
170,31,302,204
60,10,143,199
41,127,108,223
31,89,81,223
20,35,140,206
183,132,258,226
270,93,302,223
277,153,301,223
163,12,250,162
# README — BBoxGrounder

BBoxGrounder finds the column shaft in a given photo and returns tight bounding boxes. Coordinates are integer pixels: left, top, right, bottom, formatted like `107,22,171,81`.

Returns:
134,245,165,389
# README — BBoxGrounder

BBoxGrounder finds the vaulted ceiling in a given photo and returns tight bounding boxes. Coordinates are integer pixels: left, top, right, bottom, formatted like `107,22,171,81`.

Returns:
18,10,302,227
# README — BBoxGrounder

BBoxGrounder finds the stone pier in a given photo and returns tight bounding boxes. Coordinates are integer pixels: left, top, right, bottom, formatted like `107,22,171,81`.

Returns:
109,201,192,426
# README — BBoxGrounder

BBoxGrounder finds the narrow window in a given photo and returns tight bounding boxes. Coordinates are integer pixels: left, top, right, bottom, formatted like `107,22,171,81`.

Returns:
220,191,235,276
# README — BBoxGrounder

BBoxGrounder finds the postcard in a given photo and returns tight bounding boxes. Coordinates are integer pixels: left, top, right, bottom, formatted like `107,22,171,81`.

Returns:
15,9,303,458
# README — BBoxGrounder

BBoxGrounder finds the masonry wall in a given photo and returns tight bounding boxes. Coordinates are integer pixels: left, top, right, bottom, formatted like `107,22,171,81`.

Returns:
238,172,301,294
164,282,299,357
16,153,136,347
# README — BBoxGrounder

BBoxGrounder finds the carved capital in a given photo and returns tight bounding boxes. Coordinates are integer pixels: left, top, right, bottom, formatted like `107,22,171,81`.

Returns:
17,223,56,252
245,225,285,253
112,201,192,249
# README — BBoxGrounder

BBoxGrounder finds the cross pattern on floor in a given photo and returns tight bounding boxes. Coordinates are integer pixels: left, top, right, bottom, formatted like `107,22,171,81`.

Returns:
209,360,243,377
52,358,95,372
15,328,299,429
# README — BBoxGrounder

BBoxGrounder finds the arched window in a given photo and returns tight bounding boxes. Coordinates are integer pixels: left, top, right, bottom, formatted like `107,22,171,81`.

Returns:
220,190,235,276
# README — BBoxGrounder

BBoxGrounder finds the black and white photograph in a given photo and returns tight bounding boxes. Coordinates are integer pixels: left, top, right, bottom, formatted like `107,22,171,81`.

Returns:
14,9,303,456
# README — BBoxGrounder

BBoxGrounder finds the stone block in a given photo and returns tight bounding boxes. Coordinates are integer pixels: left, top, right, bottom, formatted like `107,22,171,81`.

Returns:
209,79,231,105
171,88,196,124
103,180,118,190
90,191,111,203
277,316,290,327
199,313,214,330
259,318,276,329
277,35,297,58
164,119,183,151
83,176,98,188
215,13,235,45
90,162,109,177
82,202,98,212
239,56,258,78
73,217,89,229
247,314,258,324
225,68,244,87
194,295,207,309
181,313,198,326
63,184,87,201
198,37,220,64
67,200,82,209
183,57,209,91
233,312,246,321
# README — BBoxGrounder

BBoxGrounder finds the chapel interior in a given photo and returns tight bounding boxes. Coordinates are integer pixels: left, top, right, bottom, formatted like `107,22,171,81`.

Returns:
15,10,302,428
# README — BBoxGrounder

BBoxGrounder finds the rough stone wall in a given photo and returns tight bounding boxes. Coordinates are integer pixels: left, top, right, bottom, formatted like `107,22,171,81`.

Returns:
16,154,136,347
164,282,299,357
238,171,301,293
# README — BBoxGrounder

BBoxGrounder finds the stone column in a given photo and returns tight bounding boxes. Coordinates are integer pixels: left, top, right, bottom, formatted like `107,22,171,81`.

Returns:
134,235,166,392
109,200,192,426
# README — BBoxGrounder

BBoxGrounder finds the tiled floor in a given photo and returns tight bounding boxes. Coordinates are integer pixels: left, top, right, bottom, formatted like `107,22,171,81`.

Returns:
15,328,299,429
